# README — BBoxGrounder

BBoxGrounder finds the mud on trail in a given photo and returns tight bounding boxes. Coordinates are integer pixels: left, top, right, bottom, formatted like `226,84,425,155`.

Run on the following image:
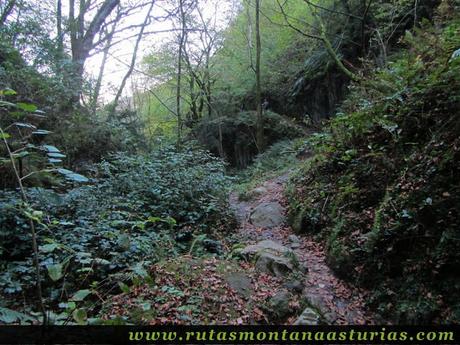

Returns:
230,173,378,325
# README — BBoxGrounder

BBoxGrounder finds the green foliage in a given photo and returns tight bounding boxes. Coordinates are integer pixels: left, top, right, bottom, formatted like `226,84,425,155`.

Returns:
0,307,35,324
0,147,234,321
0,90,88,188
94,148,232,228
287,18,460,323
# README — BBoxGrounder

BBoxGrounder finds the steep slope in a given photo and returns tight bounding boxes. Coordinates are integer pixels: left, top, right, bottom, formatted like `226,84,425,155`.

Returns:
286,17,460,323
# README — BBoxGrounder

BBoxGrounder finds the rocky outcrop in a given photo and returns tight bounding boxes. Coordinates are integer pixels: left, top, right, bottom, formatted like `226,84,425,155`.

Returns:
240,240,303,278
269,290,293,319
302,291,339,324
240,240,290,257
255,252,294,277
249,202,285,228
225,272,252,298
251,186,268,198
288,234,301,249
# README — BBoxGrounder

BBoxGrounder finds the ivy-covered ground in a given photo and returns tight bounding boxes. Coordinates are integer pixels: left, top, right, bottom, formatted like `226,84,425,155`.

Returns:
0,148,236,324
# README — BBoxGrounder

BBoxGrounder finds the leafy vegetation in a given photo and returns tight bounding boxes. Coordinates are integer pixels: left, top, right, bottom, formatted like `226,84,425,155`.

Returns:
0,147,234,323
287,17,460,323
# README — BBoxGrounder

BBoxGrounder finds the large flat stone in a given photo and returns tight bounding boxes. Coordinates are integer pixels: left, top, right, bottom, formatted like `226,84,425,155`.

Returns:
240,240,290,258
255,252,294,277
225,272,252,298
249,202,285,228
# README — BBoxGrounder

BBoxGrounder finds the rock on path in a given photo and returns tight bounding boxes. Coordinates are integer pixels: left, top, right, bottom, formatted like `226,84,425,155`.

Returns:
230,173,377,325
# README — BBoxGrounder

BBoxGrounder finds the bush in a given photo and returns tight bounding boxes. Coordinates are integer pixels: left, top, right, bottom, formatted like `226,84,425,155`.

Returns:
0,147,234,317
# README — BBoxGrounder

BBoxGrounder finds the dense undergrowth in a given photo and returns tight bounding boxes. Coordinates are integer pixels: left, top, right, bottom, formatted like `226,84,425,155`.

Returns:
287,19,460,323
0,147,234,323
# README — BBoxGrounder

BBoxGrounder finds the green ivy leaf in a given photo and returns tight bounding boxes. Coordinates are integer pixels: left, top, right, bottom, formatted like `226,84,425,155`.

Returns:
14,122,36,129
0,132,10,139
47,263,63,281
32,130,52,135
47,153,66,158
140,302,151,311
131,263,149,278
0,100,17,108
57,168,89,182
43,145,60,153
12,151,30,159
147,216,162,223
71,289,92,302
39,243,59,253
66,173,89,182
0,307,34,324
72,308,87,325
0,89,17,96
16,103,38,112
118,282,130,294
117,234,130,250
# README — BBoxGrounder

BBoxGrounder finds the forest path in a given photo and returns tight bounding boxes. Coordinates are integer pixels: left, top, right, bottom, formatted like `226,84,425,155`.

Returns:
230,173,377,325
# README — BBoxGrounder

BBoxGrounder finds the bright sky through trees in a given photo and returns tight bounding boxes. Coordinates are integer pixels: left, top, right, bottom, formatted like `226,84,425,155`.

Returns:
85,0,238,102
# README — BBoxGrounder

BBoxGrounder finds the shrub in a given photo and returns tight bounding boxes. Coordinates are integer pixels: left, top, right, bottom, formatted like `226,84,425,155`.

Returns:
0,147,234,317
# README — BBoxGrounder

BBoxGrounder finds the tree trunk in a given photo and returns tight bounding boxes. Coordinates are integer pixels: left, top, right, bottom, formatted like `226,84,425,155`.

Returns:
255,0,264,152
91,24,115,114
176,0,186,148
56,0,64,57
0,0,16,26
68,0,120,104
205,50,212,117
111,1,154,114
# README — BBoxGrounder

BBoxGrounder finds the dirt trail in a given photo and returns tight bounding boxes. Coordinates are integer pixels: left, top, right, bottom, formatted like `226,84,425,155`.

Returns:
230,173,378,325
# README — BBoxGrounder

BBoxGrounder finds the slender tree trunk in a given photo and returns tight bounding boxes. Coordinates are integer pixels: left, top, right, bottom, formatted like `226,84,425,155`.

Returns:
310,2,360,82
255,0,264,152
92,28,113,114
56,0,64,57
91,5,121,113
68,0,120,105
111,1,154,114
218,120,224,158
277,0,360,82
189,74,198,121
78,0,85,38
176,0,186,148
360,0,372,53
205,51,212,118
69,0,83,104
0,0,16,26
